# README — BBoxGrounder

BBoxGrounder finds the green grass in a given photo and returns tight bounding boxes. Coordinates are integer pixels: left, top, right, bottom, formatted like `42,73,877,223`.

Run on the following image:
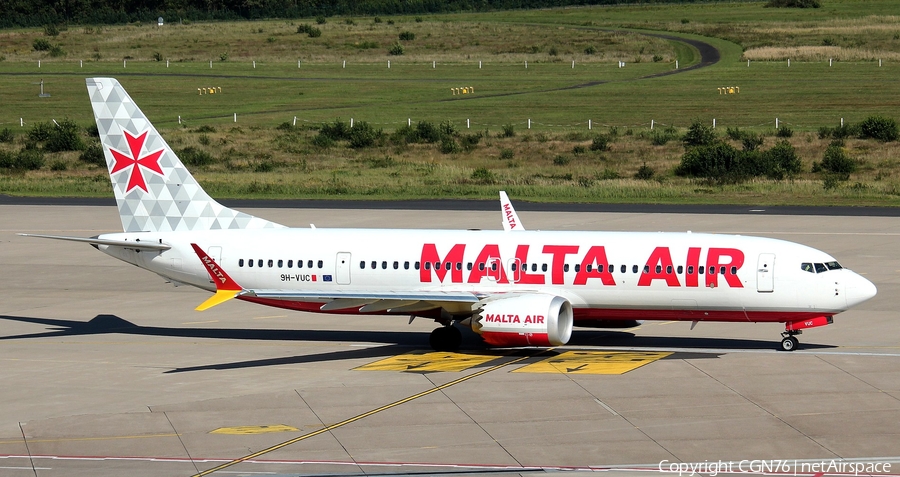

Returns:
2,0,900,205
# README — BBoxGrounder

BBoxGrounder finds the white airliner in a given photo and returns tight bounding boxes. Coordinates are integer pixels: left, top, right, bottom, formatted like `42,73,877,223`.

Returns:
23,78,877,352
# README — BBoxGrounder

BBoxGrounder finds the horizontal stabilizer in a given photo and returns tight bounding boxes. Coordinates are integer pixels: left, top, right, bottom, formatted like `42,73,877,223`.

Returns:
196,289,241,311
19,233,171,251
190,243,243,311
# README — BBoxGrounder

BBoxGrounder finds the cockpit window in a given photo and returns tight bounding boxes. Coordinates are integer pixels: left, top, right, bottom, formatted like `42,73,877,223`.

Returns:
801,263,814,273
814,263,828,273
825,261,843,270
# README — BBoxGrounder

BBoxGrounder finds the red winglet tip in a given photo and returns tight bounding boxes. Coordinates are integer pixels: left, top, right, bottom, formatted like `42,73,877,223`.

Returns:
191,243,242,291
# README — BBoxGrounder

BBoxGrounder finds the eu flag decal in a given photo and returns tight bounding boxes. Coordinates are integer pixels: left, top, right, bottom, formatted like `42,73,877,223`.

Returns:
323,275,333,282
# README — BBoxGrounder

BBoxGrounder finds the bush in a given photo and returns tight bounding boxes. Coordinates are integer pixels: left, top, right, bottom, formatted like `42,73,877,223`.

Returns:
776,126,794,138
348,121,383,148
50,160,67,171
499,148,514,160
820,142,856,176
28,122,54,141
399,31,415,41
33,38,51,51
765,0,821,7
819,123,857,139
460,133,481,151
590,135,611,152
572,145,587,155
388,43,404,55
318,120,351,141
307,27,322,38
0,148,45,170
764,140,802,179
79,142,106,167
676,141,741,180
682,119,717,148
311,134,334,148
152,51,163,62
0,128,13,143
741,133,764,152
635,163,655,180
315,16,326,24
471,167,495,184
584,45,596,55
178,146,214,166
501,124,515,138
49,45,66,57
725,127,744,141
439,137,460,154
44,24,60,36
858,116,898,142
553,155,570,166
44,118,84,152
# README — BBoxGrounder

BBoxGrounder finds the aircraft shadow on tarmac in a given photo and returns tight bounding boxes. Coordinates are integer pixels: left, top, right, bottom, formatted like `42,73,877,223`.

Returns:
0,314,835,373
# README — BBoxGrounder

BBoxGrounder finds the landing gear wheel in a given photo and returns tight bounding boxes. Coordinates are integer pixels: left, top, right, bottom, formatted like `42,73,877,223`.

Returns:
780,335,799,352
429,326,462,352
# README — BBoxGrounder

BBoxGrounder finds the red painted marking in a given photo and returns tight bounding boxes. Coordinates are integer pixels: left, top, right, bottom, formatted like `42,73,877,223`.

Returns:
109,130,164,193
785,315,832,331
190,243,241,291
481,331,551,347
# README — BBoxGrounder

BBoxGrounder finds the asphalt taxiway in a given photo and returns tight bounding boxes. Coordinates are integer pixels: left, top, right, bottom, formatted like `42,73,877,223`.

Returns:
1,204,899,477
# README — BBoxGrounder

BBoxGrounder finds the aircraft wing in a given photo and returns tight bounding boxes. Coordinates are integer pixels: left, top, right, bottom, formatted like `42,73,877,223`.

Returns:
242,290,484,313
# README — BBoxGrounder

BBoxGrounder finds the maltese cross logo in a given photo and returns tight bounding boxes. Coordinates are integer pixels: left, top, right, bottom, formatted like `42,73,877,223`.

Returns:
109,130,164,193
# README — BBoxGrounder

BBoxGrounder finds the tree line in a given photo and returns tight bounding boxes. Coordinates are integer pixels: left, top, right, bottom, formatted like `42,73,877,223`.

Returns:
2,0,735,29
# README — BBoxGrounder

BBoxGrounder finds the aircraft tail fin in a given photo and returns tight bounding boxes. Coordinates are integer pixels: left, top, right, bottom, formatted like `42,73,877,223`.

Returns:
86,77,284,233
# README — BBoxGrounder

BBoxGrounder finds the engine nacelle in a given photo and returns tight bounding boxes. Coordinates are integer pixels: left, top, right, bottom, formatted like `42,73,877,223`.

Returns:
471,294,573,347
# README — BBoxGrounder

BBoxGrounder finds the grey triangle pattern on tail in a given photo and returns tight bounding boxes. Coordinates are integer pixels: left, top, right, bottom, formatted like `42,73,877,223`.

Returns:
86,78,284,233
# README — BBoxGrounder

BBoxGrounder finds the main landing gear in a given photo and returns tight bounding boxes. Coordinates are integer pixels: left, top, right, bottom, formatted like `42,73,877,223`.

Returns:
430,325,462,352
780,330,801,352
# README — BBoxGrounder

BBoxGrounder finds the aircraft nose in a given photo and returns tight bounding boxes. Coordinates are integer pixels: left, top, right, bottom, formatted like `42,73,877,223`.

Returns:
845,273,877,307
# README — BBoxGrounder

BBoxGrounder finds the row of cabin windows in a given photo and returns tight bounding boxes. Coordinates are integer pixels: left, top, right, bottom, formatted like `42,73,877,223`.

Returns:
357,260,738,276
238,259,324,269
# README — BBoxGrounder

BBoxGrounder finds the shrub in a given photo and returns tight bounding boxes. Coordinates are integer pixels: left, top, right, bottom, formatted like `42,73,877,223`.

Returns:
725,127,744,141
44,118,84,152
652,55,663,62
584,45,596,55
501,124,515,138
676,141,741,180
764,139,803,179
311,134,334,148
416,121,442,143
44,24,60,36
315,16,326,24
49,45,66,57
858,115,898,142
178,146,214,166
33,38,51,51
439,137,460,154
682,119,717,148
471,167,495,184
276,121,294,131
50,160,67,171
820,142,856,176
548,46,558,56
152,51,163,62
0,128,13,143
79,142,106,166
318,120,351,141
399,31,415,41
776,126,794,138
635,163,655,180
389,43,404,55
193,125,216,133
590,134,611,152
741,133,764,152
460,133,481,151
348,121,383,148
572,145,587,155
373,17,382,23
3,148,46,170
499,148,514,160
28,122,54,142
307,27,322,38
415,16,423,22
553,155,570,166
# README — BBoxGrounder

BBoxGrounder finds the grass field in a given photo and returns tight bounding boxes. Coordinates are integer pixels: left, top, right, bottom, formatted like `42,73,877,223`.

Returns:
2,0,900,205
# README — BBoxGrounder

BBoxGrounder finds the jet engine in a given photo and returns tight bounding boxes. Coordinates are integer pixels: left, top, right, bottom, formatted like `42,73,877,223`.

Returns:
471,294,573,347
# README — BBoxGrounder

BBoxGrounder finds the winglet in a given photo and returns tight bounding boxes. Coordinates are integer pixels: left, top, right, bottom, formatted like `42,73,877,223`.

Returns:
499,191,525,231
190,243,243,311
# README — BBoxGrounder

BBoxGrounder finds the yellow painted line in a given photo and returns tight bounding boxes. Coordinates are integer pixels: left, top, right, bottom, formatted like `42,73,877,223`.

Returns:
210,425,298,435
191,349,547,477
182,320,220,325
657,321,677,326
514,351,672,375
0,433,179,445
354,351,503,372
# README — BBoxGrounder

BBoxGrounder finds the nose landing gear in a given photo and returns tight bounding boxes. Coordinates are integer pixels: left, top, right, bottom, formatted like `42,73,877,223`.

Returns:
780,330,801,351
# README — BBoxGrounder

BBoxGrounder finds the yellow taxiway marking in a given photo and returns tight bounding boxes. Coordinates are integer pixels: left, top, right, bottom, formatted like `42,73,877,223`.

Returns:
514,350,672,375
191,350,547,477
353,350,502,372
210,425,298,435
182,320,219,325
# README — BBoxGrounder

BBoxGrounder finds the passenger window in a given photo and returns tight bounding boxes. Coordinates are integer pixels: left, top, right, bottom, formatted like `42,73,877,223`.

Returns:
456,262,462,271
531,263,537,272
415,261,420,270
404,261,410,270
688,266,693,274
511,263,518,272
542,264,548,272
248,259,253,268
444,262,451,271
467,262,473,271
479,263,485,271
268,260,273,268
699,266,704,274
288,260,293,268
656,265,662,273
258,259,263,268
382,261,388,270
621,264,626,273
360,261,365,269
666,266,672,274
730,266,737,275
644,265,650,274
491,262,498,271
586,264,593,272
608,264,614,273
633,265,638,273
277,260,283,268
815,263,828,273
564,264,569,272
709,266,716,275
677,265,683,274
574,264,581,272
393,261,399,270
239,259,244,267
307,260,313,268
317,260,323,268
720,266,726,275
434,261,440,270
424,262,431,270
371,261,377,269
801,263,814,273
